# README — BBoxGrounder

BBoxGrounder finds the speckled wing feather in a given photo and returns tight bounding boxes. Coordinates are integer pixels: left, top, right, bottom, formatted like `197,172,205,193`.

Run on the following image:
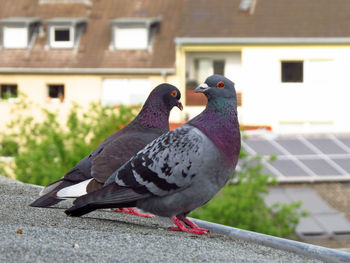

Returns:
106,125,206,197
91,129,163,183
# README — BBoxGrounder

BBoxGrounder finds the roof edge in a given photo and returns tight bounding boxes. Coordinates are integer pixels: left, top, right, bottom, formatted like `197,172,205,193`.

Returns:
191,218,350,263
0,67,175,75
175,37,350,45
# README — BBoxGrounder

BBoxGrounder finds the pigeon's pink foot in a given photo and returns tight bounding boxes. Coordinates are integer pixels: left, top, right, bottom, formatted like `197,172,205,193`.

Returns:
113,207,154,218
170,217,209,235
182,218,209,232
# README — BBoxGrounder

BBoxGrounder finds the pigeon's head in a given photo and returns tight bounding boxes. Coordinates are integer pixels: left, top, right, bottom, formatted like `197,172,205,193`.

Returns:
194,75,236,103
150,83,183,111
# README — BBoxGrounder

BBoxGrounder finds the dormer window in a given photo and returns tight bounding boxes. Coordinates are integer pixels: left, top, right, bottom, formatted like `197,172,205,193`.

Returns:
110,17,161,51
46,17,87,49
50,26,74,48
0,17,40,49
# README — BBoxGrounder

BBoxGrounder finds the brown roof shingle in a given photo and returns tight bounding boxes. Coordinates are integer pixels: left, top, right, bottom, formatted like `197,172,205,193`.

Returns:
1,0,350,70
0,0,184,70
179,0,350,38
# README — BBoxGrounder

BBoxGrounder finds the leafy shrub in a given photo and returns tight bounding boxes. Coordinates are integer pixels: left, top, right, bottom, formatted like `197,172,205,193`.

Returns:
191,149,307,238
0,139,18,156
1,96,135,185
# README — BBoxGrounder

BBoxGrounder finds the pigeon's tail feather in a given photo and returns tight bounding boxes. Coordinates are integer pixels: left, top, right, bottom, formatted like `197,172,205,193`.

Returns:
29,193,62,207
30,167,92,208
65,201,137,217
29,179,75,207
55,179,93,199
65,183,149,217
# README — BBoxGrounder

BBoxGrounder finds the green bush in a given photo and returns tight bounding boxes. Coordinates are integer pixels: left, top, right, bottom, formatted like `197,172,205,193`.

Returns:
1,96,135,185
0,139,18,156
191,149,307,238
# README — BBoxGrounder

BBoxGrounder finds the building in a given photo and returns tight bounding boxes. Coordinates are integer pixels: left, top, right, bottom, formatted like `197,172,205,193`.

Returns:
0,0,184,130
1,0,350,133
175,0,350,133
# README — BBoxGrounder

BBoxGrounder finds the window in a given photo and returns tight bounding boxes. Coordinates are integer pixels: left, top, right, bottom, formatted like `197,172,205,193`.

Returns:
3,27,28,48
213,60,225,75
50,26,73,48
195,59,226,84
101,79,151,106
0,17,40,49
55,28,70,41
114,27,148,49
110,17,161,51
281,61,303,83
48,84,64,102
46,18,87,49
0,84,18,100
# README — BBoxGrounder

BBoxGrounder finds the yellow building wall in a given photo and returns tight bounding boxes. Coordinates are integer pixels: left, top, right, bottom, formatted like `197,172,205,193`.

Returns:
0,74,184,134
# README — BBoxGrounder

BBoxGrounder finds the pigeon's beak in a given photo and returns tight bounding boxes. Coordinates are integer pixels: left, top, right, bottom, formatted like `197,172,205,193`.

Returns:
194,83,209,93
177,100,183,111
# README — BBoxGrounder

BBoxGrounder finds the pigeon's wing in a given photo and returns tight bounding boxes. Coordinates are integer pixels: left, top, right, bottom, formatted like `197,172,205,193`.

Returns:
91,130,162,183
65,125,206,217
108,125,205,197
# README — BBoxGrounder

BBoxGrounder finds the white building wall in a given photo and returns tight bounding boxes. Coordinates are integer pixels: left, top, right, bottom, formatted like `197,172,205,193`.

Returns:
240,46,350,133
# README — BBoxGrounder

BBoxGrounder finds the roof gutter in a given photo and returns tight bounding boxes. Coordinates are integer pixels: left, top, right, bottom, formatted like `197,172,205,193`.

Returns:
191,218,350,263
0,67,175,75
175,37,350,45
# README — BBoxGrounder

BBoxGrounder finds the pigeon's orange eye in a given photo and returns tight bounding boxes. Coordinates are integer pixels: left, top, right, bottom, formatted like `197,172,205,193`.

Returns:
217,81,225,88
171,90,177,97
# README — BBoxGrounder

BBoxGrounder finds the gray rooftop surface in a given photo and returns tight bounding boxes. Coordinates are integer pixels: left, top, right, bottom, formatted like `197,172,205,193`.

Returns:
0,175,339,262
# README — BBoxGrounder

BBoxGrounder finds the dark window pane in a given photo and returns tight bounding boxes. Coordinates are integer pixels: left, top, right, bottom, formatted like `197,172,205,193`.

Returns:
48,85,64,99
213,60,225,75
281,61,303,82
1,84,18,99
55,29,70,41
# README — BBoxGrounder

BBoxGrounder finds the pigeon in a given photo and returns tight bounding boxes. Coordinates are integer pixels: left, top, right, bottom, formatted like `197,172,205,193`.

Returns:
30,83,183,216
65,75,241,234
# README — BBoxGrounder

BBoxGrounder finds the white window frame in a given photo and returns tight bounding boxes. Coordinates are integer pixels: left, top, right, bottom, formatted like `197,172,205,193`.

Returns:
114,27,148,50
3,26,28,48
50,25,74,48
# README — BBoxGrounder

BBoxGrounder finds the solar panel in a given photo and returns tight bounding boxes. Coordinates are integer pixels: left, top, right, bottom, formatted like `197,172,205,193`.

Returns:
337,137,350,149
306,138,347,154
266,187,350,240
331,158,350,173
271,159,310,177
261,165,279,178
244,139,283,155
242,133,350,182
299,158,343,176
275,138,315,155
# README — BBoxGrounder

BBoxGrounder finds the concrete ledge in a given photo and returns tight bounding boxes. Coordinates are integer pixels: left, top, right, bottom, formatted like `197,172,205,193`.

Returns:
0,175,339,262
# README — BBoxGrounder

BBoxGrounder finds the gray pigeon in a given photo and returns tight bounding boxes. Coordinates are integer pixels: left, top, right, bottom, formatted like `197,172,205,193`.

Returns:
30,83,183,213
65,75,241,234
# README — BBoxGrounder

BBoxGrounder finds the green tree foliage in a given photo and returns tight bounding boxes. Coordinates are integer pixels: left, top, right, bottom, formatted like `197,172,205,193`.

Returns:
191,149,308,238
1,96,135,186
